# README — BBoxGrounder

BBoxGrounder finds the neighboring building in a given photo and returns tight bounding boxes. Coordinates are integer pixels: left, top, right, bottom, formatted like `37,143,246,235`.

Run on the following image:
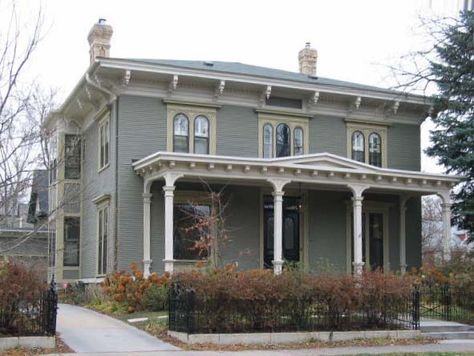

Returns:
0,170,48,269
45,20,461,283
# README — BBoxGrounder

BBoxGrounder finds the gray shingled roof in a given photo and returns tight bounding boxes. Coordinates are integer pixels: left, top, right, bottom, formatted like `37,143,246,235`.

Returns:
123,58,400,95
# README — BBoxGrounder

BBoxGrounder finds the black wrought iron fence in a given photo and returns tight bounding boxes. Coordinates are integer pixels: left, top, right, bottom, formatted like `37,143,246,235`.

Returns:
418,284,474,324
169,284,419,334
0,281,58,336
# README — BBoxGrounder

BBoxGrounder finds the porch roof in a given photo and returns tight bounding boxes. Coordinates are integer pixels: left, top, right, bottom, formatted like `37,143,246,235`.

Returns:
132,152,462,197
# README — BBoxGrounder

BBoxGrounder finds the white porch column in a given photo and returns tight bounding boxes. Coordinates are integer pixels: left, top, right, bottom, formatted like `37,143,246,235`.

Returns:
143,192,153,277
273,190,284,275
399,196,409,274
268,179,290,275
163,186,175,273
162,173,183,273
441,202,452,261
349,184,368,275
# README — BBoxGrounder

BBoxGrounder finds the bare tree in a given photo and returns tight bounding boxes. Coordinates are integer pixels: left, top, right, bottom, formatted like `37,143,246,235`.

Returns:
0,0,47,221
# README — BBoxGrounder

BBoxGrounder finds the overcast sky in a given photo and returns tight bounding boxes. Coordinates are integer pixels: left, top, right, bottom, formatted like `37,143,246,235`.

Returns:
15,0,467,173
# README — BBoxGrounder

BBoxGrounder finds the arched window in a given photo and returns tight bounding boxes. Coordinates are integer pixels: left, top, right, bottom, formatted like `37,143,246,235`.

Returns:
368,132,382,167
352,131,365,163
276,124,291,157
263,124,273,158
173,113,189,153
294,127,304,156
194,115,209,154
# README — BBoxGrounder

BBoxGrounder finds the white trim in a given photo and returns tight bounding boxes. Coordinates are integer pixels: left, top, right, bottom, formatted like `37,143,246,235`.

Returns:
99,58,430,105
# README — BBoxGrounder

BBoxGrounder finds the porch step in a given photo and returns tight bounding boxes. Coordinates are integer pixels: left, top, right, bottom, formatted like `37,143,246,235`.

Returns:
421,324,474,332
423,331,474,339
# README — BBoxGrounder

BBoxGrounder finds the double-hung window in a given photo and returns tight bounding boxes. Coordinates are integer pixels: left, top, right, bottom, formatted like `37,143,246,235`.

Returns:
64,217,80,267
347,124,387,167
99,116,110,170
97,205,109,275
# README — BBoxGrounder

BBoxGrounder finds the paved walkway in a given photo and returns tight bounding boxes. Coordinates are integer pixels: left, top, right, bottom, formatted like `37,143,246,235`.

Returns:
57,303,180,353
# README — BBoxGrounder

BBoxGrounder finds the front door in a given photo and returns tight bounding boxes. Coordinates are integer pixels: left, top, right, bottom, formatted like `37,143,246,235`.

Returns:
263,196,301,268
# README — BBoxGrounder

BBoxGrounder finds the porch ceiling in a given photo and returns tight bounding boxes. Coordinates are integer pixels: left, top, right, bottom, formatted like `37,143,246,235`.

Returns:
132,152,462,196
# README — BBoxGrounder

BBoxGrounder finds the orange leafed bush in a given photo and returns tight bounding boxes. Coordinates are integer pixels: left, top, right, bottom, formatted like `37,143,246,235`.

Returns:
101,263,170,312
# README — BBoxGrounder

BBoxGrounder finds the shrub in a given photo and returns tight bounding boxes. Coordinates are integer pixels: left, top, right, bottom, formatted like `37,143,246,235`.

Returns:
142,284,169,311
0,260,47,335
101,263,170,313
170,267,416,333
60,282,106,306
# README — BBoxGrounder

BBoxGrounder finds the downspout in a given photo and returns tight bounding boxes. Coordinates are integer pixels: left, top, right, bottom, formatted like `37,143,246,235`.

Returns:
114,97,119,271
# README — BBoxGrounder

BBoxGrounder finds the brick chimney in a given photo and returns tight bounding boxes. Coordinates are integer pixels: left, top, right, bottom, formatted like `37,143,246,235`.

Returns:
298,42,318,76
87,18,113,65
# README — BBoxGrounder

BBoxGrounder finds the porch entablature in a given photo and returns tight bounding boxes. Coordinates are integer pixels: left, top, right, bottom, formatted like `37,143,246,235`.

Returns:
133,152,461,196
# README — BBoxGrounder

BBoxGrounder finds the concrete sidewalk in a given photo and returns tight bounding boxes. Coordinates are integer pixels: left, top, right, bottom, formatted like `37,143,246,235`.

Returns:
49,339,474,355
56,303,180,353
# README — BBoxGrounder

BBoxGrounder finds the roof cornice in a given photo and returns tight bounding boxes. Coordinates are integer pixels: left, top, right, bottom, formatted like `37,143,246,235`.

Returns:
98,58,431,106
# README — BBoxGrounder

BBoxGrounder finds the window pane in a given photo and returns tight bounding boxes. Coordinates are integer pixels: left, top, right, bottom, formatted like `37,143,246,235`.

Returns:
64,217,80,266
173,114,189,152
174,203,210,260
294,127,304,156
65,135,81,179
194,137,209,154
103,207,108,275
263,124,273,158
174,114,189,136
174,136,189,153
194,116,209,137
276,124,290,157
98,210,102,273
351,131,365,163
368,133,382,167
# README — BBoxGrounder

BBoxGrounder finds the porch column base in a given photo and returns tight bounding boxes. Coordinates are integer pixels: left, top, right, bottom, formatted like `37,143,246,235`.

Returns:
273,260,284,275
143,259,152,278
164,259,174,273
352,261,365,275
400,263,407,274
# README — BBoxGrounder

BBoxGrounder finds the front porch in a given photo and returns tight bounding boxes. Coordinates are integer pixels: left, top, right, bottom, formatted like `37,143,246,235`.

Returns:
133,152,460,276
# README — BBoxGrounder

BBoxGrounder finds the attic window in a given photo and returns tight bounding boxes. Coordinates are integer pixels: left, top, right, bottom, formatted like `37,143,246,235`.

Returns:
266,96,302,109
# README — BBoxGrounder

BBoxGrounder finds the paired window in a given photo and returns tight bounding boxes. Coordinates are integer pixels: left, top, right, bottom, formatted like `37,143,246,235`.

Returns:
65,135,81,179
262,123,306,158
99,116,110,170
97,205,109,275
174,203,210,260
347,125,386,167
173,113,210,154
63,217,80,267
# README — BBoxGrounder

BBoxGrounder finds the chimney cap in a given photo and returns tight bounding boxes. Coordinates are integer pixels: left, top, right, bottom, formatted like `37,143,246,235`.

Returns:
98,18,107,24
305,42,311,48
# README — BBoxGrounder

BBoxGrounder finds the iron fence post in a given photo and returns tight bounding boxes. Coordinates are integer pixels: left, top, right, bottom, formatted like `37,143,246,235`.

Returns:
412,287,420,330
186,289,196,334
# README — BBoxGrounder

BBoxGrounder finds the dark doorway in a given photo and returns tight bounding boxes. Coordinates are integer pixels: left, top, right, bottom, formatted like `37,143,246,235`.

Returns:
263,196,301,268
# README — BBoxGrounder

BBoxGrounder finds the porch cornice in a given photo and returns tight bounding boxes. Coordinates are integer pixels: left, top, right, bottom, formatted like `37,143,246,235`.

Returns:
132,152,462,195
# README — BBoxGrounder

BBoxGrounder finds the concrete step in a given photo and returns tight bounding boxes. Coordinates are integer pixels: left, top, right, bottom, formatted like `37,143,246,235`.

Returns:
421,325,474,332
423,331,474,339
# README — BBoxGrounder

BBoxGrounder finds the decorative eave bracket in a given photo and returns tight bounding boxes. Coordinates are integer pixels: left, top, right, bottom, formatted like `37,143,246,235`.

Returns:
214,80,225,99
168,75,178,94
259,85,272,106
307,91,320,110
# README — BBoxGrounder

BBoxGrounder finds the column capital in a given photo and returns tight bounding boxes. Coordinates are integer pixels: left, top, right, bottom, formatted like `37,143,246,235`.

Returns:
163,185,176,193
267,178,291,193
347,183,369,199
272,191,285,199
163,172,183,186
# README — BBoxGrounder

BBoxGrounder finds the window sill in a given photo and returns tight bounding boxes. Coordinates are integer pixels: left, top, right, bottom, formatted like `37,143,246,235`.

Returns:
98,163,110,174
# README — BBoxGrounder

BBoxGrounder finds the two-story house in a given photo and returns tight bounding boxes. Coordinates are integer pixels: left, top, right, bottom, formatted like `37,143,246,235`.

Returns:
45,19,461,283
